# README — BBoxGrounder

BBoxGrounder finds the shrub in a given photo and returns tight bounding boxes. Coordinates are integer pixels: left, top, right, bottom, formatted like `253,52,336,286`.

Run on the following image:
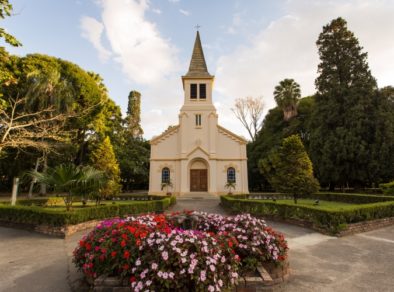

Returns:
73,212,288,291
0,197,176,227
221,195,394,235
380,181,394,196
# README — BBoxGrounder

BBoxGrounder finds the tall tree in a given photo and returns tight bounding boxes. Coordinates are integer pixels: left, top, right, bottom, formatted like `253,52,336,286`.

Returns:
248,96,315,191
309,17,377,189
90,136,121,199
273,79,301,121
259,135,320,204
126,90,143,138
231,96,264,142
0,0,21,47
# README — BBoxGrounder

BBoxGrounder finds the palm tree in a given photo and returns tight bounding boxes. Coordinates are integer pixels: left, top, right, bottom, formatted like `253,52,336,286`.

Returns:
28,164,105,211
273,79,301,121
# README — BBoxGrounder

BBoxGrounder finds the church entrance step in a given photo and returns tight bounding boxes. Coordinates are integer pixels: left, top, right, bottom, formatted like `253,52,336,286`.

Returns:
177,192,219,201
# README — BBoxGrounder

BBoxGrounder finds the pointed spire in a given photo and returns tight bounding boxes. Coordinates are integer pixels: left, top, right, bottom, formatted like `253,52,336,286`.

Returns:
185,31,212,77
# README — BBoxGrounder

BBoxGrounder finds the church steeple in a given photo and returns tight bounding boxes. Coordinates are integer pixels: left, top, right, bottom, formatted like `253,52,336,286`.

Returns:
184,31,212,78
181,30,215,110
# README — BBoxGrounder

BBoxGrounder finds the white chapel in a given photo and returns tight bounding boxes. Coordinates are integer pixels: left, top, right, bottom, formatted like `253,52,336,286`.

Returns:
148,31,249,196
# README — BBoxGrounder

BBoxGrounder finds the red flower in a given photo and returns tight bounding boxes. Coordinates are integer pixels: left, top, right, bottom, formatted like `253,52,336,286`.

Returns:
127,226,136,234
79,240,85,247
111,251,117,257
136,239,141,246
124,251,130,259
85,243,92,251
121,240,126,248
123,264,129,270
130,276,136,283
228,240,233,248
121,233,128,240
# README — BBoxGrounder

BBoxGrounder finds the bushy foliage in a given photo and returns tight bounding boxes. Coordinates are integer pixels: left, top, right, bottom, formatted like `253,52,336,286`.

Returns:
380,181,394,196
259,135,320,203
90,136,121,200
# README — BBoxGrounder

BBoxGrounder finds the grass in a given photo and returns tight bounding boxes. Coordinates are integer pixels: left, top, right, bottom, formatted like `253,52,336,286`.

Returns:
270,199,355,211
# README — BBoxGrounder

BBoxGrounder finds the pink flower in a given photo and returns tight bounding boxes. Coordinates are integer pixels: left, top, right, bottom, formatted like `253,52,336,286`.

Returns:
151,262,158,270
200,270,206,282
162,251,169,261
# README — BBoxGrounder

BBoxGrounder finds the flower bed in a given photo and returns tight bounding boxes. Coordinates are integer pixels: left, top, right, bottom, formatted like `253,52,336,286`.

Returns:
73,212,288,291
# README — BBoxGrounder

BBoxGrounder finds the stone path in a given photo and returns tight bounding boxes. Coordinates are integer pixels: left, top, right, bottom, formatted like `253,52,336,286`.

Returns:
0,198,393,291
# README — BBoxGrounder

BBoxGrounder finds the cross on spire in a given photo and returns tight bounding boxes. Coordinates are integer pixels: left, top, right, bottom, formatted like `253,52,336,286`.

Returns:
195,24,201,31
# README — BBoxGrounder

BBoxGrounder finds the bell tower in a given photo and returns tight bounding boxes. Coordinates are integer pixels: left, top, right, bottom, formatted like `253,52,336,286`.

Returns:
181,31,216,112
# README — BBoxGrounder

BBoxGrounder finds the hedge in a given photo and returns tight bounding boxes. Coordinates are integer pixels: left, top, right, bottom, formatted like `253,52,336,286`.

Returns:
300,192,394,204
221,195,394,234
245,192,394,204
380,181,394,196
0,196,176,227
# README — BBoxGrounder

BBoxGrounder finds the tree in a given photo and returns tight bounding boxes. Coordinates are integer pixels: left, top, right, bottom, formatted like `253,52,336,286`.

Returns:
0,0,21,47
247,96,315,191
259,135,320,204
126,90,143,138
29,164,104,211
309,17,378,189
273,79,301,121
113,134,150,191
0,69,73,153
231,96,264,142
90,136,121,201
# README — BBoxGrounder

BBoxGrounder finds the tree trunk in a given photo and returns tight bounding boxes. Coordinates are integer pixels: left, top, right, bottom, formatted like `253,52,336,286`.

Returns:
39,154,47,196
293,194,298,204
11,177,19,206
28,157,40,199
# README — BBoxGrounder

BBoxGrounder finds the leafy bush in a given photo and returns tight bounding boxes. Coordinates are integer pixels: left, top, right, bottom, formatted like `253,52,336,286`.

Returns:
380,181,394,196
73,212,288,291
0,197,175,227
221,195,394,234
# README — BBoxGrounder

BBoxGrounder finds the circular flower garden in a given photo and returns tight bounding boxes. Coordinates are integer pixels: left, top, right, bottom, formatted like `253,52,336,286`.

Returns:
73,212,288,291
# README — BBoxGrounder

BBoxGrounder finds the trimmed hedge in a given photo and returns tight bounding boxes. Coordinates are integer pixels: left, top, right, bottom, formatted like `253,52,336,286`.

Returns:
380,181,394,196
0,196,176,227
245,192,394,204
300,192,394,204
221,195,394,234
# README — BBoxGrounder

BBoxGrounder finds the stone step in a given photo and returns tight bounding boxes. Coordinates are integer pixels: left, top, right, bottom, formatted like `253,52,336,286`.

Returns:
177,193,220,200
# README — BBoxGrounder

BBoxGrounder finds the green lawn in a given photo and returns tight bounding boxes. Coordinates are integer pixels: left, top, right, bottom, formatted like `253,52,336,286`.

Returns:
272,199,355,210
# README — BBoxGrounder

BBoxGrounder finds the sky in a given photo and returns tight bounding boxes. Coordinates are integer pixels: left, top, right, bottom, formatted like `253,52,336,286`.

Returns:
3,0,394,140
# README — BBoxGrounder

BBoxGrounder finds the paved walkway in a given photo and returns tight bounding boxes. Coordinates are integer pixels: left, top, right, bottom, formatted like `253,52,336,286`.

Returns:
0,198,393,291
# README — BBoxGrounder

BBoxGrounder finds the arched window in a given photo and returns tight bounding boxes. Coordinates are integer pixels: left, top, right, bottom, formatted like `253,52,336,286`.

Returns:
162,167,170,183
227,167,236,183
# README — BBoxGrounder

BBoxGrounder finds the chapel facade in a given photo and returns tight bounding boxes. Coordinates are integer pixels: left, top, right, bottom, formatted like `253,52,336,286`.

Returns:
148,31,249,196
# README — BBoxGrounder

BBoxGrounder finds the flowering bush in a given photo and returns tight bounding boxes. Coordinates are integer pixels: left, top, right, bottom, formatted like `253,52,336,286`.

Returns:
195,213,288,271
73,212,288,291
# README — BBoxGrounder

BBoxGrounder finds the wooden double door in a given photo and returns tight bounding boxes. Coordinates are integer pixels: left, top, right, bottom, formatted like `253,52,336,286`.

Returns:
190,169,208,192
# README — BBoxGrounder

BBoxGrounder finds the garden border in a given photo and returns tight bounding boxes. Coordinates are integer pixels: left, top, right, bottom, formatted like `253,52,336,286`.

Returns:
221,195,394,235
0,196,176,237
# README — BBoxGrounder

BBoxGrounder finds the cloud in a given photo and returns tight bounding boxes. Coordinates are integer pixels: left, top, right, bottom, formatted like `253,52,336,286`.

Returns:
179,9,190,16
152,8,162,14
82,0,179,85
168,0,180,3
215,0,394,129
80,16,112,61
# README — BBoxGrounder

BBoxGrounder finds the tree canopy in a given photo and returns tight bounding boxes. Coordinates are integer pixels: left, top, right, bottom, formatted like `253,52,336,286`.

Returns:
259,135,320,203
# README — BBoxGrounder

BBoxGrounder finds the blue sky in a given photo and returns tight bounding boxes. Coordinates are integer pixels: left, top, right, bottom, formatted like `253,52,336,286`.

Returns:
3,0,394,139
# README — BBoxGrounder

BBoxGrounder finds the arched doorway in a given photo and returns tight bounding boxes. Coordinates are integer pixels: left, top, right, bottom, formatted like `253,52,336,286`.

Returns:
189,159,208,192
